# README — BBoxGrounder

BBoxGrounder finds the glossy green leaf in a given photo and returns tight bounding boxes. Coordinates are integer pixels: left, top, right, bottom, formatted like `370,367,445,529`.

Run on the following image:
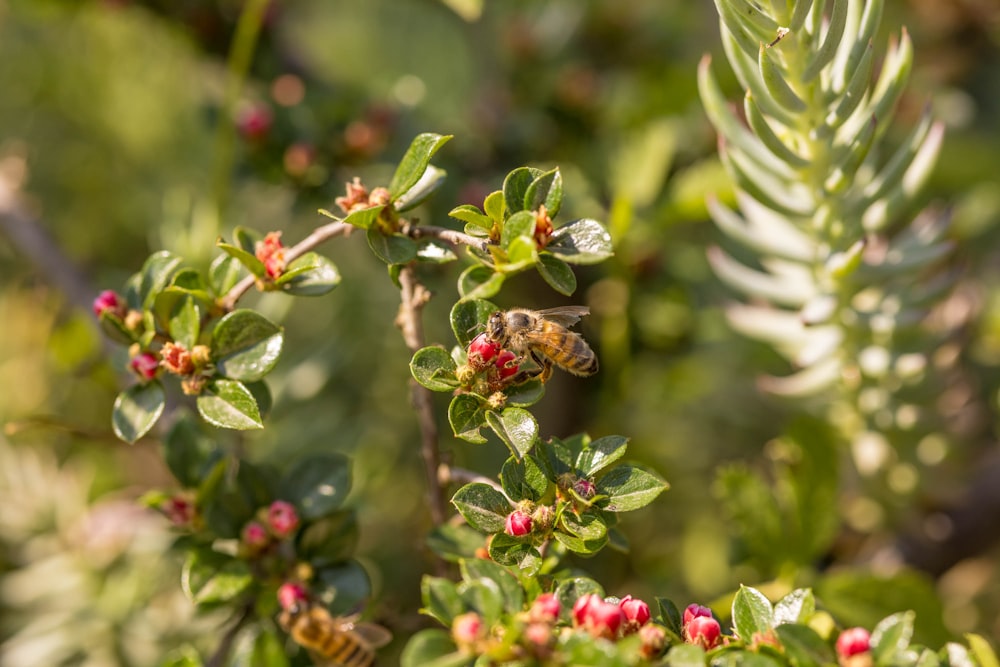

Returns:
449,204,492,230
486,533,542,574
450,299,496,347
502,167,544,215
196,379,263,430
483,190,505,222
209,253,243,297
665,643,707,667
181,549,253,606
163,411,222,487
500,455,550,502
233,226,261,254
657,597,684,638
596,463,668,511
536,253,577,295
197,458,273,538
732,585,775,641
451,482,510,534
342,204,386,229
244,380,272,421
775,624,834,667
389,133,453,199
503,235,538,269
211,310,283,382
458,265,505,301
296,510,359,566
410,346,460,392
448,394,487,444
524,167,563,217
577,435,629,477
98,310,137,345
396,164,447,212
168,295,200,349
313,561,373,615
548,219,613,264
500,210,536,250
502,379,545,407
870,611,915,666
486,407,538,460
560,510,608,541
217,241,266,279
400,629,466,667
138,251,184,308
280,452,351,520
944,643,975,667
774,588,816,625
367,227,418,265
274,252,341,296
113,381,166,444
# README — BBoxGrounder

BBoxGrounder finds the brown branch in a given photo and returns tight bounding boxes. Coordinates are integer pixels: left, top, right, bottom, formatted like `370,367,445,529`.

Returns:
395,265,448,527
403,222,491,253
441,465,505,494
218,220,353,311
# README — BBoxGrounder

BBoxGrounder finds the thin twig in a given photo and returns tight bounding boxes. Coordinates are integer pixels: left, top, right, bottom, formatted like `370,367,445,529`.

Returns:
395,265,448,527
404,222,491,253
441,464,505,494
218,220,353,311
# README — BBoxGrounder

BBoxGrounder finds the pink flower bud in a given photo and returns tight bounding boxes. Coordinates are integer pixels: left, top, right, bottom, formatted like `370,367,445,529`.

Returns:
93,290,125,318
585,598,626,639
452,612,483,648
639,623,667,659
620,595,651,629
277,582,309,612
162,495,195,526
255,231,286,279
529,593,561,622
468,332,501,370
683,603,713,627
236,103,273,141
524,621,553,648
505,510,532,537
573,593,600,627
129,352,160,381
685,615,721,649
267,500,300,538
494,350,519,379
573,478,596,499
241,520,270,548
836,627,871,659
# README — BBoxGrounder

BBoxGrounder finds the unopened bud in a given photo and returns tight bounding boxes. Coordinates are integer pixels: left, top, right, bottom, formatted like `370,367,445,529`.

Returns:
639,623,668,660
573,478,596,500
584,598,626,639
129,352,160,381
505,510,532,537
684,615,721,649
683,603,713,627
93,290,125,318
242,520,270,549
529,593,561,622
267,500,300,538
452,612,483,650
160,341,195,376
836,627,871,659
236,103,273,141
619,595,651,631
162,495,195,527
277,582,308,612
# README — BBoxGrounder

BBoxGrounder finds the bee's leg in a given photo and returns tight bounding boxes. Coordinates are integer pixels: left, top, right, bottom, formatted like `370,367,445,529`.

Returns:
531,352,554,383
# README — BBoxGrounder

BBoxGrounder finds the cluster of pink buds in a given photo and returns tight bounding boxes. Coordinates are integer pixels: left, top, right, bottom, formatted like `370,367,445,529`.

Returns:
335,177,391,215
239,500,301,555
255,231,287,279
683,603,721,649
836,627,871,666
464,333,521,390
572,593,654,641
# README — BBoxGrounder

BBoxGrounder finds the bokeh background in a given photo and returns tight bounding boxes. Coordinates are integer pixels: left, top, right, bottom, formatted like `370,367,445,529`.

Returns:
2,0,1000,664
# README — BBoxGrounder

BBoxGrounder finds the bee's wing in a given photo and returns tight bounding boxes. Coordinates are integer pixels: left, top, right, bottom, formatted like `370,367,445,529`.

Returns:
349,622,393,649
536,306,590,328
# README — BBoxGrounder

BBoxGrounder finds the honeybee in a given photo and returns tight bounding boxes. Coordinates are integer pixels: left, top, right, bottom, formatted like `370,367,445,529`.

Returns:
486,306,598,382
279,601,392,667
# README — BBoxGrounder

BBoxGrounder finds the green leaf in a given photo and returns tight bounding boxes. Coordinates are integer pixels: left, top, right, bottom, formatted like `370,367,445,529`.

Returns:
273,252,341,296
244,380,272,421
944,643,975,667
449,204,492,231
458,265,505,300
163,412,222,487
415,239,457,264
396,165,447,212
485,407,538,460
448,394,488,443
870,611,915,666
248,629,289,667
502,379,545,407
966,634,1000,667
503,167,544,215
500,455,550,502
209,253,243,296
596,464,668,511
548,219,613,264
501,211,537,250
217,241,266,279
450,299,496,347
421,577,466,626
296,511,359,567
181,550,253,606
367,227,418,265
577,435,629,477
451,482,511,534
168,295,200,349
196,379,263,430
400,629,467,667
389,133,453,199
138,251,185,308
487,533,542,574
503,235,538,269
113,382,166,443
211,310,283,382
657,597,684,638
524,167,563,217
483,190,505,222
426,524,487,562
233,226,261,254
342,204,386,229
458,577,504,623
313,560,373,615
536,253,577,296
411,347,460,392
775,624,834,667
460,558,524,614
556,577,604,620
98,310,137,345
197,458,272,537
665,644,707,667
160,648,205,667
280,453,352,520
714,464,785,567
538,436,575,479
557,512,608,550
774,588,816,625
732,585,774,641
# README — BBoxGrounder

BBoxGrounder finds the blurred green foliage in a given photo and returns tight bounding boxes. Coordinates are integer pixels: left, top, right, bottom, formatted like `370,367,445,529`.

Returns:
3,0,1000,664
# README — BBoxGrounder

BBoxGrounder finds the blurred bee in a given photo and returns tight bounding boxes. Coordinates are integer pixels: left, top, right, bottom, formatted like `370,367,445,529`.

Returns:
279,601,392,667
486,306,598,382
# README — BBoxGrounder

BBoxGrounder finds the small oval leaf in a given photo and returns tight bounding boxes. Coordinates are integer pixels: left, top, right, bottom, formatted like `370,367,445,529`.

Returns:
196,379,263,430
211,310,284,382
113,382,166,443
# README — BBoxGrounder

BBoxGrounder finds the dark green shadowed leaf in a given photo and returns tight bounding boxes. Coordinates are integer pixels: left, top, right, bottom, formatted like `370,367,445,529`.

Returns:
249,629,289,667
389,133,453,199
297,511,359,566
451,482,511,534
411,347,460,392
536,253,577,295
503,167,544,215
233,226,261,254
524,167,563,216
421,577,465,627
426,524,488,562
367,227,418,264
503,379,545,407
486,407,538,460
449,394,488,443
280,453,352,520
460,558,524,614
113,381,166,443
196,379,263,430
548,219,614,264
775,624,834,667
168,295,200,349
181,549,253,607
274,252,341,296
163,412,222,487
596,463,668,511
211,310,283,382
450,299,497,347
487,533,542,574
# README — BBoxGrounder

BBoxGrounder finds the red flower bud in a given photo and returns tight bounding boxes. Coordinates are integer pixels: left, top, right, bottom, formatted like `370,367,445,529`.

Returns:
468,332,501,370
277,582,309,612
639,623,668,660
452,612,483,649
685,615,721,649
93,290,125,318
162,495,195,527
236,103,273,141
529,593,561,622
129,352,159,381
585,598,626,639
494,349,519,379
505,510,532,537
683,603,713,627
267,500,300,538
573,478,596,499
255,231,286,279
573,593,600,627
836,627,871,659
241,520,270,549
620,595,651,629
